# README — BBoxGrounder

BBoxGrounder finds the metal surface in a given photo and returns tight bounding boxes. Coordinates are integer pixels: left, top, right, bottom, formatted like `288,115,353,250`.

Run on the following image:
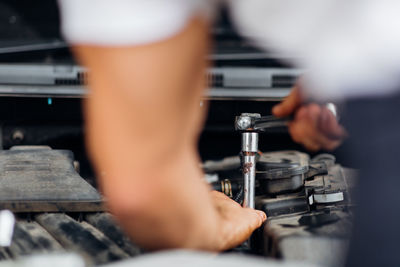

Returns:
243,154,257,209
0,84,88,98
256,151,310,194
220,179,233,198
0,64,87,86
235,113,291,132
236,114,260,209
0,64,297,100
0,84,291,101
236,112,293,208
0,64,294,100
325,102,340,121
313,192,344,204
242,132,259,152
206,87,290,101
0,41,68,55
236,116,252,131
0,147,103,212
0,85,292,101
241,131,258,209
207,67,302,88
253,116,291,130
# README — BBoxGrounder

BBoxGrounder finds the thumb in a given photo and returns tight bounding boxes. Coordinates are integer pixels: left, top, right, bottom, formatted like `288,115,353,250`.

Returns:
244,208,267,229
272,86,302,117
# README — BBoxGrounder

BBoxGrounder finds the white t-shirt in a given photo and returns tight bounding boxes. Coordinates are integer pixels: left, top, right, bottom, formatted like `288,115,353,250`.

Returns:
58,0,400,101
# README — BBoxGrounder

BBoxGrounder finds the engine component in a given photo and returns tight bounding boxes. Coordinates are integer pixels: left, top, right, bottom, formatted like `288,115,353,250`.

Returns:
256,151,309,194
206,151,357,266
241,131,258,208
0,210,15,247
0,146,103,212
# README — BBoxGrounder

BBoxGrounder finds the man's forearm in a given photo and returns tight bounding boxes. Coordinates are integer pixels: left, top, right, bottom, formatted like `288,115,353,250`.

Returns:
73,16,265,251
74,18,223,250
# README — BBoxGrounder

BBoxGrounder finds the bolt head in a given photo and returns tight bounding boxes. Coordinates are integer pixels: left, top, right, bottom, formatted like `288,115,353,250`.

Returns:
12,130,24,142
237,116,252,130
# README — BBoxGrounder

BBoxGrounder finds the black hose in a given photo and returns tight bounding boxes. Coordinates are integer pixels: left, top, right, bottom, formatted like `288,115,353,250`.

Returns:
234,185,244,204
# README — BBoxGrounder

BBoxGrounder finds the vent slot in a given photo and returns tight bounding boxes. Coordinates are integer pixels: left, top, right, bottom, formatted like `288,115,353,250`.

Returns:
207,73,224,87
272,75,297,88
55,72,88,85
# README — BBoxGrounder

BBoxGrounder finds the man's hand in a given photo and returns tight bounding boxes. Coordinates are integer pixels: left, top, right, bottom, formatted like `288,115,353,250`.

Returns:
211,191,266,251
272,86,347,151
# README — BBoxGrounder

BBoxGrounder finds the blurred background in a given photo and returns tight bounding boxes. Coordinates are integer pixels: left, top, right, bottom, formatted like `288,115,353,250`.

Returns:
0,0,345,185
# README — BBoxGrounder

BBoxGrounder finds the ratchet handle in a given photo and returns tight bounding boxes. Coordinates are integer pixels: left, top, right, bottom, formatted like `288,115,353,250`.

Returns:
235,113,294,132
253,115,293,131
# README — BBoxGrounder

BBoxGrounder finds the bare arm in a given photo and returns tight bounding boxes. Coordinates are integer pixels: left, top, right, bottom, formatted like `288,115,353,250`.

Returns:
74,18,265,251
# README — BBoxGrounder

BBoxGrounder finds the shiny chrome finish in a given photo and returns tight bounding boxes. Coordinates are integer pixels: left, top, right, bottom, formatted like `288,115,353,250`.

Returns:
242,153,257,209
236,116,252,131
325,102,340,121
242,132,259,152
242,132,259,209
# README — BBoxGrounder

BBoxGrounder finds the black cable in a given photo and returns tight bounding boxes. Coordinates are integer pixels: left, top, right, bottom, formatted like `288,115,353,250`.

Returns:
234,185,244,204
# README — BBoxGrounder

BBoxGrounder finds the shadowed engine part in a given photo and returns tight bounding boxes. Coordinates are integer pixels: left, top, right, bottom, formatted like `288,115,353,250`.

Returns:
0,146,103,212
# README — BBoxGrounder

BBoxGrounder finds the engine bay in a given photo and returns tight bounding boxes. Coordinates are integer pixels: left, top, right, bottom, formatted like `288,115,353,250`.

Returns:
0,137,356,266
